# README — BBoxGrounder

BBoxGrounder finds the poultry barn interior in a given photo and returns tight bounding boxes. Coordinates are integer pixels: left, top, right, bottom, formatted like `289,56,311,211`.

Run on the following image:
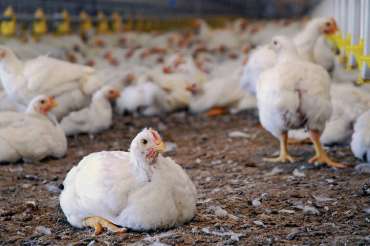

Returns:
1,0,370,244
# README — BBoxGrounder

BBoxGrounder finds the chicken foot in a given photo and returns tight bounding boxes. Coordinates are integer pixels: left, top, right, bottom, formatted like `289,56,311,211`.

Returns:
264,132,295,163
308,130,346,168
83,216,127,235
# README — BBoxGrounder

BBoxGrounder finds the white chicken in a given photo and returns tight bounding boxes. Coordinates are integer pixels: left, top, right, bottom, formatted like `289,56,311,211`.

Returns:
351,111,370,162
116,81,168,116
293,17,338,71
241,17,337,97
0,46,103,119
0,95,66,163
289,84,370,145
256,36,345,168
60,86,120,136
240,45,276,95
193,19,241,51
241,42,370,147
187,66,252,114
60,128,197,234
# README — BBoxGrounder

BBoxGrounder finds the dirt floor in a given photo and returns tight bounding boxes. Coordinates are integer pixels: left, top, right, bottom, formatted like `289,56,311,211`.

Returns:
1,110,370,246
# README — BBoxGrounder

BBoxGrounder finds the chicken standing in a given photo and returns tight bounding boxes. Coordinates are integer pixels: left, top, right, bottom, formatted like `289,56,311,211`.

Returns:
0,95,66,163
61,86,120,136
256,36,345,168
60,128,196,234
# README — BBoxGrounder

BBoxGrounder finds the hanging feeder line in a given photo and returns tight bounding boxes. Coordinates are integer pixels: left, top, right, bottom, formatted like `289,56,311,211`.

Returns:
330,0,370,84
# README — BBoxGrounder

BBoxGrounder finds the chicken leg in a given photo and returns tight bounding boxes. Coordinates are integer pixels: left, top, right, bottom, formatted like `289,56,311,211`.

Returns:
264,132,295,163
83,216,127,235
308,130,346,168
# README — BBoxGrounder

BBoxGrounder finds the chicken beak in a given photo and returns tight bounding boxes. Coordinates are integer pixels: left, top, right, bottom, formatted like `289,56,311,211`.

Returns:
47,96,58,109
109,90,121,100
41,96,57,114
324,21,338,35
153,140,166,154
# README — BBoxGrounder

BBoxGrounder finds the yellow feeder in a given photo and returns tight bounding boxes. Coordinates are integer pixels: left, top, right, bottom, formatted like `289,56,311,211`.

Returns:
334,32,351,64
33,8,47,37
326,31,341,50
1,6,16,37
111,12,122,33
136,16,144,32
357,55,370,84
345,38,364,70
56,9,71,35
96,11,109,34
124,15,133,32
80,11,93,34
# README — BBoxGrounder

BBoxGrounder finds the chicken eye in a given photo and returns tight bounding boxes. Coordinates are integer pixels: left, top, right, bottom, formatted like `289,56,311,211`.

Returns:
40,100,46,104
273,40,278,46
325,22,330,26
141,139,148,145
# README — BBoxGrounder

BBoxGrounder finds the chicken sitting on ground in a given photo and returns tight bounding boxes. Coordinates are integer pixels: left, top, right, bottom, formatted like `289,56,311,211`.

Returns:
351,110,370,162
116,82,168,116
256,36,345,168
60,86,120,136
0,95,67,163
60,128,197,235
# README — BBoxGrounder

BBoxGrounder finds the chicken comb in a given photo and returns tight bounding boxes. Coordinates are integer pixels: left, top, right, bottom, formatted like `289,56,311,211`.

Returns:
150,129,161,144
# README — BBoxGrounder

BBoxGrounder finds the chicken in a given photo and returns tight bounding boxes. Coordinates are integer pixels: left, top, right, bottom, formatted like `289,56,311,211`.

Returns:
321,84,370,145
241,17,337,96
293,17,338,71
289,84,370,145
351,111,370,162
0,46,103,119
116,81,169,116
193,19,241,51
241,41,369,147
0,95,66,163
61,86,120,136
187,66,251,114
256,36,345,168
240,45,276,95
60,128,196,235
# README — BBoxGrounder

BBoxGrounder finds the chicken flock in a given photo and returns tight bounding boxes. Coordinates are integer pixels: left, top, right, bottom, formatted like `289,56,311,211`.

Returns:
1,16,369,234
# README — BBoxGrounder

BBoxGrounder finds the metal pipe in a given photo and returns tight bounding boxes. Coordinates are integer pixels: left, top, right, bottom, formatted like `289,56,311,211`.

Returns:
334,0,340,21
360,0,367,40
364,0,370,56
340,0,348,39
351,0,361,45
361,0,370,81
